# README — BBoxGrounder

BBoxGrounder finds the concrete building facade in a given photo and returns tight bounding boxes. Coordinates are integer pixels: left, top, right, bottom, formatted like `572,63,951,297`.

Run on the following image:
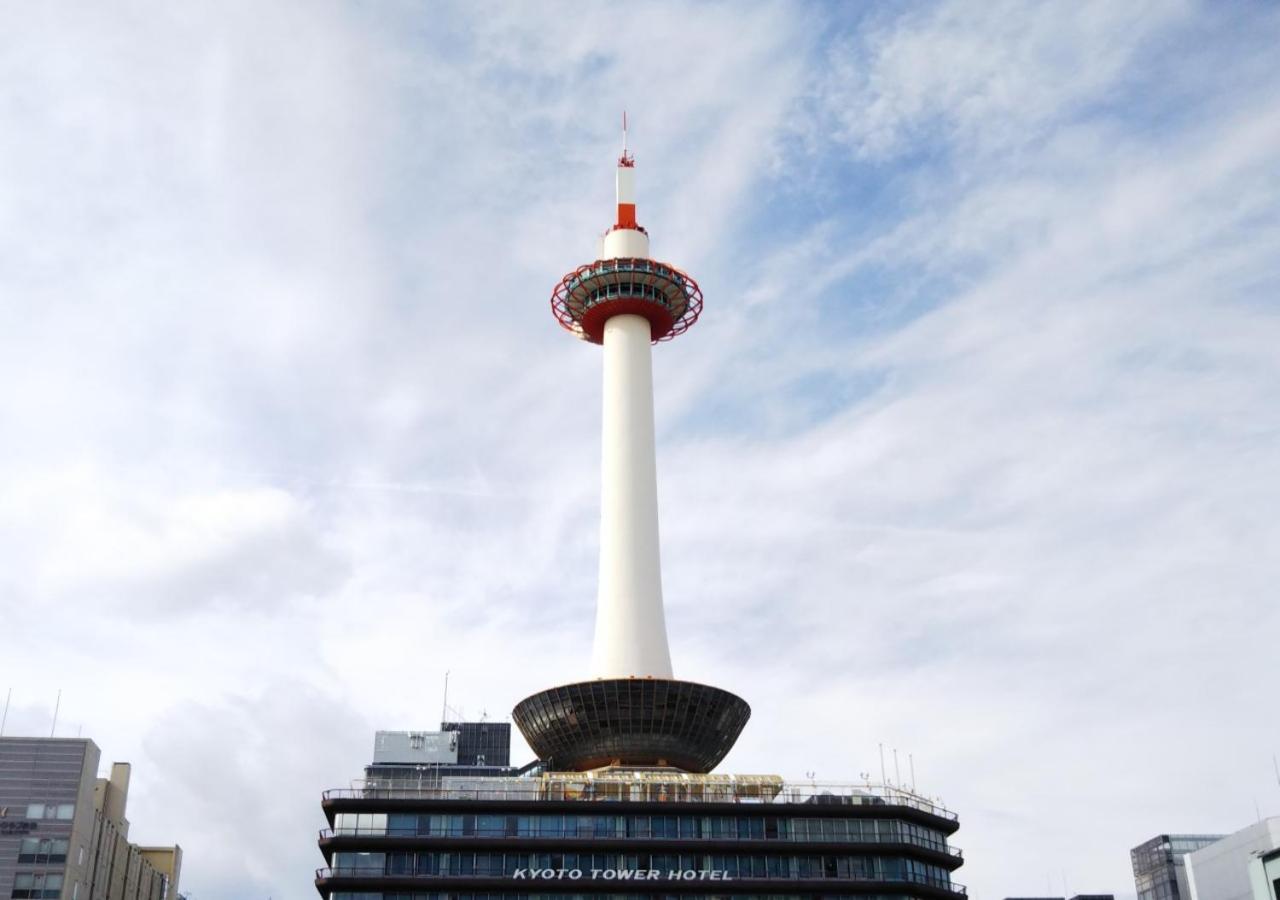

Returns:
1185,818,1280,900
0,738,180,900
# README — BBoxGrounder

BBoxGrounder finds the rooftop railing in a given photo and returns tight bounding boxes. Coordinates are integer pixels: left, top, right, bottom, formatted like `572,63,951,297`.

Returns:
322,779,957,823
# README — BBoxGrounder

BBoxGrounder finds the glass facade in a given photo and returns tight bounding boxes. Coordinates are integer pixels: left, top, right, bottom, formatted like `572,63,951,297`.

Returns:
320,728,963,900
330,812,952,854
1130,835,1225,900
441,724,512,769
329,850,954,884
317,783,964,900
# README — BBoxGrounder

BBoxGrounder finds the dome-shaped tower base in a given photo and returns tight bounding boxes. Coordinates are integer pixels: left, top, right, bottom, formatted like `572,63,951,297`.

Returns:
513,678,750,773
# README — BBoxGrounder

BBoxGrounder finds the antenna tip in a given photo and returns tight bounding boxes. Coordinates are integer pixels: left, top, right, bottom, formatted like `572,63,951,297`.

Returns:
618,112,635,167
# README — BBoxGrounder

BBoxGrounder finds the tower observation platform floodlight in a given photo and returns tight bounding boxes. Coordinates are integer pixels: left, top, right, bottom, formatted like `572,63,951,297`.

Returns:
514,123,750,773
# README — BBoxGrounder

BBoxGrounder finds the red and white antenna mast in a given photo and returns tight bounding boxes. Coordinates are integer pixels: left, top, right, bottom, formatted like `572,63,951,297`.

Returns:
620,110,634,166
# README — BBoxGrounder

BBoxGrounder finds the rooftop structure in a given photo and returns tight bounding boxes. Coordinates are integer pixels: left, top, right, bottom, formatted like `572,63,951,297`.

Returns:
515,120,748,774
364,724,526,792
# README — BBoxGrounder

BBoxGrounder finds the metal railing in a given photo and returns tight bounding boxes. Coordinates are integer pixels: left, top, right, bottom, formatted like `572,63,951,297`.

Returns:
314,867,967,894
565,258,689,288
322,781,957,823
317,827,961,860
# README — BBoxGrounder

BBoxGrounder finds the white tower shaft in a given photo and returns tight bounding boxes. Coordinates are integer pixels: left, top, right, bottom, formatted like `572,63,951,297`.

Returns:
591,312,674,678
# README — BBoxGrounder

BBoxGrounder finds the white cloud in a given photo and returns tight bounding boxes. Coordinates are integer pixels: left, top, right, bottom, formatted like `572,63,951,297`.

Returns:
817,0,1193,159
2,2,1278,899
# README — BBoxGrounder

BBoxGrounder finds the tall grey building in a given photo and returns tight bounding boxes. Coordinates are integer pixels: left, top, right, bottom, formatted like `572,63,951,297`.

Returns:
0,737,180,900
1132,834,1226,900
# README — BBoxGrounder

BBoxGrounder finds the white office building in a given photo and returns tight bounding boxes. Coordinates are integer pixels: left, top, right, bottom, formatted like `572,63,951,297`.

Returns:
1186,818,1280,900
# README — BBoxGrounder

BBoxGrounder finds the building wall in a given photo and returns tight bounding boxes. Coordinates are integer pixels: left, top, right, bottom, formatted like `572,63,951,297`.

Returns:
0,739,179,900
136,849,180,900
1186,819,1280,900
0,738,101,900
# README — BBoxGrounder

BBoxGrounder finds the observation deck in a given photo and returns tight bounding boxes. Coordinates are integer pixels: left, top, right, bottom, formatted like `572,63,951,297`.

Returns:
551,257,703,344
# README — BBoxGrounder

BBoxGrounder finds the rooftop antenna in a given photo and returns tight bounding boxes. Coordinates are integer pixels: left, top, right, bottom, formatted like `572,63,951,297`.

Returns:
440,671,450,727
879,743,886,784
892,747,901,787
1,688,10,736
619,111,634,167
50,689,61,738
909,752,916,792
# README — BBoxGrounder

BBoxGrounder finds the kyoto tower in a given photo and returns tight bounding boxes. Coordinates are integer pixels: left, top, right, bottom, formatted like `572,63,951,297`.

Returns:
513,122,750,773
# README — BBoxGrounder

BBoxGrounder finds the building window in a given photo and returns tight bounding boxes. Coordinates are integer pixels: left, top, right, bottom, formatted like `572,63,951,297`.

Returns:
334,812,386,835
22,803,75,821
17,838,69,864
11,873,63,899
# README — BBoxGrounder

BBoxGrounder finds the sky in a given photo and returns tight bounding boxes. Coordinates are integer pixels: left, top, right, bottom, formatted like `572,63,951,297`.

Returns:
1,1,1278,898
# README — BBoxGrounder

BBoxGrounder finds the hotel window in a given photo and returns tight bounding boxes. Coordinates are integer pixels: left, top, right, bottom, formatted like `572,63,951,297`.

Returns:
332,852,384,873
335,812,386,835
387,813,417,835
